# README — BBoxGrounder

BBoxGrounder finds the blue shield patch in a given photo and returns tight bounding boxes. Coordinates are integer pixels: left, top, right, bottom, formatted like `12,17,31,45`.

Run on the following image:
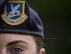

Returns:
1,1,28,25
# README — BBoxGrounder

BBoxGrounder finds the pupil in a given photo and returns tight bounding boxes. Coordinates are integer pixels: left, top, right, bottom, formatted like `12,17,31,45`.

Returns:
14,48,21,52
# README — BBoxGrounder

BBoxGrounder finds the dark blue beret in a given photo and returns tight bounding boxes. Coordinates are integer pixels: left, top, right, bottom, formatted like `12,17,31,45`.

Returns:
0,0,44,38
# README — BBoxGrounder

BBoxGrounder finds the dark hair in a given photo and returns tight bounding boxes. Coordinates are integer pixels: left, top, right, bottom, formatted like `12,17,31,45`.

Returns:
33,36,44,52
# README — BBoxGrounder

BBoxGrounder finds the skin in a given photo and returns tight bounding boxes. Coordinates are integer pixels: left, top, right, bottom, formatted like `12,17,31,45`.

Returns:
0,33,45,54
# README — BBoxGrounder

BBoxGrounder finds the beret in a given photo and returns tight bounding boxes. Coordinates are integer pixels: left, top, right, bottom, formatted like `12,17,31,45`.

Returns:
0,0,44,38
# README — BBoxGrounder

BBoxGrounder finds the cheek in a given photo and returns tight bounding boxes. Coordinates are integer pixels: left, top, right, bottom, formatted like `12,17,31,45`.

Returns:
22,45,38,54
23,50,38,54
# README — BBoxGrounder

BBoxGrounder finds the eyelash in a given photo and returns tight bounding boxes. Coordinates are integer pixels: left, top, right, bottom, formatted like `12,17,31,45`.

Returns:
10,47,24,54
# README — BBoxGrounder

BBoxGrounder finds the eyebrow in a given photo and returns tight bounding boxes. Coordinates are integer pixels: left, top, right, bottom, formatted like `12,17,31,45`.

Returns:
7,40,28,46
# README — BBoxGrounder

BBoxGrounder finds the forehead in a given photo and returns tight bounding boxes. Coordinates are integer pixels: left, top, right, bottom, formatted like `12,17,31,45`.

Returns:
0,33,36,46
0,33,33,38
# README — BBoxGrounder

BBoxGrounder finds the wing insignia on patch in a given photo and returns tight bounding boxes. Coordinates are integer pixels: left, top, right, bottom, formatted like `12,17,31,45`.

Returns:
1,0,28,25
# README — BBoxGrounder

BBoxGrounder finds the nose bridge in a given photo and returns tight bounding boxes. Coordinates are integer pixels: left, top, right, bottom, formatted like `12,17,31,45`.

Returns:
0,35,8,54
0,48,7,54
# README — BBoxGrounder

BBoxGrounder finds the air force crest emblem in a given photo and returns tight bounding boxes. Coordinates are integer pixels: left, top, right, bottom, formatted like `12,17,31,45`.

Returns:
1,0,28,25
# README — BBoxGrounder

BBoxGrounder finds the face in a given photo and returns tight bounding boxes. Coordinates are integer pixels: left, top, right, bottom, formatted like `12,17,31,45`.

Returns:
0,33,45,54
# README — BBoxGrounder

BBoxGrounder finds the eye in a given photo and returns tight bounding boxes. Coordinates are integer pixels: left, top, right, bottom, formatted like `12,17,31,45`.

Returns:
11,47,24,54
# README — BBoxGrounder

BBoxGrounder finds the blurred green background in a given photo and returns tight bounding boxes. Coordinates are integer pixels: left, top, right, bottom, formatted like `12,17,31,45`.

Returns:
26,0,71,54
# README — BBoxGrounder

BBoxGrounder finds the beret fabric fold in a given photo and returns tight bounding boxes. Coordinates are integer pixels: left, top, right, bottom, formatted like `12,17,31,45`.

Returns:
0,0,44,38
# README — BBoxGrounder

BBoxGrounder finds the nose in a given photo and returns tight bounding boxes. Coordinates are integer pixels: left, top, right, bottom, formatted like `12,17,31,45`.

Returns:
0,48,7,54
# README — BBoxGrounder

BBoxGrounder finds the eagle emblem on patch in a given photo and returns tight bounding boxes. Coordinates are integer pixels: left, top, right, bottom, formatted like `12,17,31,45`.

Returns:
1,1,28,25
